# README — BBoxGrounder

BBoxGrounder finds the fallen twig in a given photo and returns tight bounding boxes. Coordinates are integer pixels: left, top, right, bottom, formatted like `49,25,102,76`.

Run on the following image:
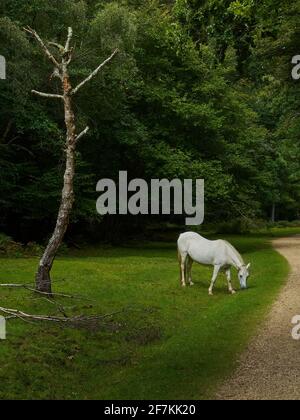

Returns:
0,283,94,301
41,297,69,318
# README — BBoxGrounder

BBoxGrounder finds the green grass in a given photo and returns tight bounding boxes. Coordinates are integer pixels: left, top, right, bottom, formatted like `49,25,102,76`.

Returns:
0,234,290,400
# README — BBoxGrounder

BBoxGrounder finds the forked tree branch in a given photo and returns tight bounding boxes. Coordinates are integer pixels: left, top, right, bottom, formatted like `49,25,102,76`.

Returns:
72,49,119,95
48,42,65,51
0,305,128,326
24,26,60,69
32,90,63,100
0,306,67,323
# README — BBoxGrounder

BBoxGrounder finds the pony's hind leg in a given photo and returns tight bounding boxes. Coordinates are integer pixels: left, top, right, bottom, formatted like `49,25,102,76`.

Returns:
178,250,187,287
186,256,194,286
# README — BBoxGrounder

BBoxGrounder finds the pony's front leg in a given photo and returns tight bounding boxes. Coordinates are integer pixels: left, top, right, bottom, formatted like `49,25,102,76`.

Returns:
226,268,236,295
209,265,221,296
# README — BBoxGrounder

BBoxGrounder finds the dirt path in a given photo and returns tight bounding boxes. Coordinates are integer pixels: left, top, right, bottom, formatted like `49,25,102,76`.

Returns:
216,236,300,400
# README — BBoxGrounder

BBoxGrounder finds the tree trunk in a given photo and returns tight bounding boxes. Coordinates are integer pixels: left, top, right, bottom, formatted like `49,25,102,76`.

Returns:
36,74,76,293
271,203,276,223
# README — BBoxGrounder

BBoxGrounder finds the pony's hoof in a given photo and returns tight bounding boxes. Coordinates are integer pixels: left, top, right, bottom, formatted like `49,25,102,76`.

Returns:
209,291,213,296
190,282,194,286
231,290,236,295
182,283,187,288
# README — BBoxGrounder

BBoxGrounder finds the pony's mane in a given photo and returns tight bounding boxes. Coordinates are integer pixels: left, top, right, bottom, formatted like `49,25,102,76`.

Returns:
223,240,244,266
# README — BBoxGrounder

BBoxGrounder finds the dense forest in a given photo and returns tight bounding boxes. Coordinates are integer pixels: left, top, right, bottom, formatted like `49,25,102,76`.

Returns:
1,0,300,244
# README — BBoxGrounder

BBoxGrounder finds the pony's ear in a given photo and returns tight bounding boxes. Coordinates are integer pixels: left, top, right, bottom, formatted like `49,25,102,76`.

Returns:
246,263,251,270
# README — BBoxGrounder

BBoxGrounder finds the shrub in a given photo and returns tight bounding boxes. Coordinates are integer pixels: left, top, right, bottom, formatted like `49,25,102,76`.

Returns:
269,220,300,228
0,233,23,257
214,218,267,235
0,234,69,257
23,242,44,257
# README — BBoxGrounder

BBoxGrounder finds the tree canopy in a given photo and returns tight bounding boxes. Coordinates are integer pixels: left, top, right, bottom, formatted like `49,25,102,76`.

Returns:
1,0,299,242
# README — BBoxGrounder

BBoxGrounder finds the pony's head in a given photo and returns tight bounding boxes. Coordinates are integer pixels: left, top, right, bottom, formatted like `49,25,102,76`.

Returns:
238,263,251,289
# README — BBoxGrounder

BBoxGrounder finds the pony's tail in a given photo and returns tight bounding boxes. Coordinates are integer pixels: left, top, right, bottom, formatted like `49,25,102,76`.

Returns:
177,247,182,265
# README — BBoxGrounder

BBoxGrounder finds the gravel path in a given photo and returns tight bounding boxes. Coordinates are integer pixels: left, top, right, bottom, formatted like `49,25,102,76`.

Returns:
216,236,300,400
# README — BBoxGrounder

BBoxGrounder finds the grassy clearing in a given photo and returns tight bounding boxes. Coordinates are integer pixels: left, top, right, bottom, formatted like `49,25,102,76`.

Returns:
0,233,290,400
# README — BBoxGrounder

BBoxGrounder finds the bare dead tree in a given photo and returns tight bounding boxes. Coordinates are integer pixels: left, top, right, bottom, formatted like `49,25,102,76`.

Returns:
24,27,118,294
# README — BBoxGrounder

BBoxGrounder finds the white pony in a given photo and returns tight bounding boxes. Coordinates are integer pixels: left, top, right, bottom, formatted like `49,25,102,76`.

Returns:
177,232,250,295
